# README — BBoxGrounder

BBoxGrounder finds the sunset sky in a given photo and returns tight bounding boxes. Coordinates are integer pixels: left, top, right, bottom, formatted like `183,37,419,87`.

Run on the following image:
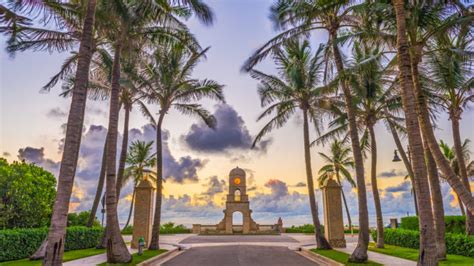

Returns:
1,0,472,227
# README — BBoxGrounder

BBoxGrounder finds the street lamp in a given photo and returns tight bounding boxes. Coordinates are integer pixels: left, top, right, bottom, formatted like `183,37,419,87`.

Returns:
392,149,402,162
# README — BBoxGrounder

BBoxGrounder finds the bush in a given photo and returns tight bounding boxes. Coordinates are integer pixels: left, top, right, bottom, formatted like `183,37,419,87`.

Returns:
122,225,133,235
284,224,358,234
400,216,465,234
67,211,100,227
0,226,104,262
0,158,57,229
371,228,474,257
121,223,191,235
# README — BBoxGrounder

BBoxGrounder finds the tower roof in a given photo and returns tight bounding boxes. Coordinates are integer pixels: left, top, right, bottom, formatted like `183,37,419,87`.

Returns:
229,166,246,177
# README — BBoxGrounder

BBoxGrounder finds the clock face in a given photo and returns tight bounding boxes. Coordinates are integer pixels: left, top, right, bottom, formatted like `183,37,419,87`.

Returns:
234,177,241,185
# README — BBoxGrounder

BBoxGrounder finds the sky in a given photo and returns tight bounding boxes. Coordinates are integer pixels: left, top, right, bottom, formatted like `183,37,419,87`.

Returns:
1,0,473,228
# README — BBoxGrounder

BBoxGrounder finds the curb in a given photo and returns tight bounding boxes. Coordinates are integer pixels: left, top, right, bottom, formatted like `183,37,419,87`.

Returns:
298,249,344,266
137,248,181,266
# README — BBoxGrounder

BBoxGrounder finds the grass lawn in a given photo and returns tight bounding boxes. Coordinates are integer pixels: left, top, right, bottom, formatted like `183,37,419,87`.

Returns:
368,243,474,265
311,249,382,266
97,249,167,266
0,248,106,266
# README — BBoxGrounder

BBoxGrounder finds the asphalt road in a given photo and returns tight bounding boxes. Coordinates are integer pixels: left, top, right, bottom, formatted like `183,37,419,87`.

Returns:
179,234,298,244
162,245,318,266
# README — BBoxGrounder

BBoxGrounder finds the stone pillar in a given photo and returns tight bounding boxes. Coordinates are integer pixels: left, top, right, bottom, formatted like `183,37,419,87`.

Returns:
390,218,398,229
131,179,155,248
322,178,346,248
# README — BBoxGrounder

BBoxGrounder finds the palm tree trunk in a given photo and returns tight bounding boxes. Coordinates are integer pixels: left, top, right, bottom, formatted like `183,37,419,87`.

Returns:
88,137,108,227
104,46,131,263
392,1,438,264
149,112,166,250
458,195,466,216
330,31,369,262
388,121,419,215
410,55,474,214
335,171,352,235
451,115,474,234
424,142,446,259
303,109,331,249
42,1,97,264
116,105,131,199
368,125,384,248
122,187,136,231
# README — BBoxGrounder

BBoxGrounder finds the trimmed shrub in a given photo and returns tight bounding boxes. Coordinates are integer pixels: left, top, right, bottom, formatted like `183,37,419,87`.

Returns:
371,228,474,257
121,223,191,236
0,226,103,262
284,224,358,234
400,216,465,234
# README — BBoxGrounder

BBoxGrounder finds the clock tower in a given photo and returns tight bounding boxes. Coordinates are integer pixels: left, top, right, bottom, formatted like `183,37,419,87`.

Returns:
217,167,258,233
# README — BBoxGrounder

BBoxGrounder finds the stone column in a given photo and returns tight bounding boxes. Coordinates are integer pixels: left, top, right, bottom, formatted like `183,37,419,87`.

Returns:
322,178,346,248
131,179,155,248
390,218,398,229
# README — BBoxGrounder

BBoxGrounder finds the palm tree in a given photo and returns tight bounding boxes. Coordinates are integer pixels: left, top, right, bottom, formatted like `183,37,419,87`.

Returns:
2,3,101,262
427,29,474,234
397,1,474,215
243,1,370,260
121,140,157,231
250,39,331,249
317,140,355,235
316,43,403,248
392,0,437,263
440,139,472,216
137,43,224,250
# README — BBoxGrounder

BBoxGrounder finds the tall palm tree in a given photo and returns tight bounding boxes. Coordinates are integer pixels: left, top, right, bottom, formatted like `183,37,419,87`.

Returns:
317,140,355,235
250,39,331,249
121,140,156,231
427,29,474,234
243,1,370,260
392,0,437,263
2,3,104,262
137,43,224,250
316,43,403,248
397,1,474,215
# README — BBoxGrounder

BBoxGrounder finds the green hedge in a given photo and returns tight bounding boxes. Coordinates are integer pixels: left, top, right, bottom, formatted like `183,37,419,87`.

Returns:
121,222,191,235
371,228,474,257
400,216,465,234
284,224,359,234
0,226,103,262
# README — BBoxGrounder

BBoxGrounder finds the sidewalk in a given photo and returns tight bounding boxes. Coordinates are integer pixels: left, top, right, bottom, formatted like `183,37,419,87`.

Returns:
64,234,191,266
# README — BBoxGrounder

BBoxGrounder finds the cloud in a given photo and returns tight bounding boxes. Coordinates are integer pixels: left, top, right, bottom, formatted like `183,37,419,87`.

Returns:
264,179,289,198
47,107,67,118
16,123,206,215
17,147,61,176
2,152,10,157
293,182,306,187
182,104,272,153
201,176,226,198
378,169,408,178
385,181,411,193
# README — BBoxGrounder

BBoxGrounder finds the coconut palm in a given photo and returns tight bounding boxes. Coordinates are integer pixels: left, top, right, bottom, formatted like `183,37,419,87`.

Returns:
136,43,224,250
250,39,331,249
396,1,474,216
392,1,438,263
316,43,403,248
121,140,157,231
243,1,370,259
2,2,102,262
317,140,355,234
427,29,474,234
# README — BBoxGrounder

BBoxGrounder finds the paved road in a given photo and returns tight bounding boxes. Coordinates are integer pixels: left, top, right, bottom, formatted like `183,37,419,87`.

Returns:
180,234,298,244
162,245,318,266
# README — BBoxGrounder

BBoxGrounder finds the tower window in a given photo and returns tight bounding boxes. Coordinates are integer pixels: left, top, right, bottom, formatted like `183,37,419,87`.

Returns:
234,189,241,202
